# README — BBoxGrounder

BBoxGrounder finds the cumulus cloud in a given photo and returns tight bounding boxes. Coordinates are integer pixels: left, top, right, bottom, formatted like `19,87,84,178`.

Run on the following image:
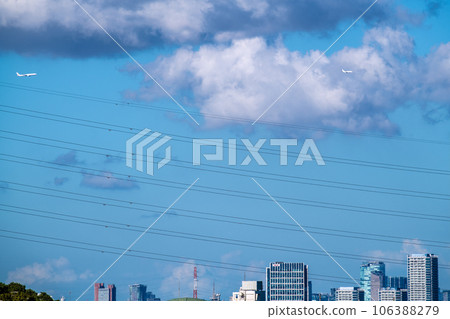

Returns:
6,257,90,285
401,238,428,255
159,261,212,299
0,0,211,56
131,27,450,133
0,0,423,57
81,171,138,190
367,238,433,262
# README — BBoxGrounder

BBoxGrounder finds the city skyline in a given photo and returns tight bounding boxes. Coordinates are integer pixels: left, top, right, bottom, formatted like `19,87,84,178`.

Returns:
1,0,449,302
86,254,445,301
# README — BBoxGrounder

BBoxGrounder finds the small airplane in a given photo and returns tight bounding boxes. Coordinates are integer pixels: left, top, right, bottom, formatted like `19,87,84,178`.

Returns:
16,72,37,77
341,69,353,74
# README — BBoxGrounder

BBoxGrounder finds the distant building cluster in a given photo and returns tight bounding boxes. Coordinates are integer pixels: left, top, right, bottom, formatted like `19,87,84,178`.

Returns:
94,283,160,301
231,254,443,302
94,253,446,301
128,284,160,301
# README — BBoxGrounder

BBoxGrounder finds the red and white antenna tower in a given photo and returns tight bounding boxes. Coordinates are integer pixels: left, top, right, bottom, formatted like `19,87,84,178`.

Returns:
193,267,198,299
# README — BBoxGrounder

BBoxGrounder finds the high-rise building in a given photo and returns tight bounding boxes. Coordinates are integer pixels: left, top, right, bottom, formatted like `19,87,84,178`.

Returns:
266,262,309,301
378,288,407,301
94,283,102,301
94,283,116,301
129,284,147,301
370,271,384,301
335,287,364,301
232,281,265,301
385,276,407,290
360,261,385,301
107,284,116,301
407,254,439,301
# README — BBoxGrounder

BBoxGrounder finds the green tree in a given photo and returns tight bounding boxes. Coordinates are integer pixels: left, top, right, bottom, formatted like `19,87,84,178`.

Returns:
0,282,53,301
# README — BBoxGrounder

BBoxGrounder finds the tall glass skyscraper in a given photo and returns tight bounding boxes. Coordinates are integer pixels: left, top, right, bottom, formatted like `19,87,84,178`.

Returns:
360,261,385,301
407,254,439,301
129,284,147,301
266,262,309,301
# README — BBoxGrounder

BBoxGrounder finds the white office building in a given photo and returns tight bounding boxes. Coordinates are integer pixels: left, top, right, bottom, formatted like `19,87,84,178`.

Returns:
378,288,407,301
232,281,265,301
407,254,439,301
335,287,364,301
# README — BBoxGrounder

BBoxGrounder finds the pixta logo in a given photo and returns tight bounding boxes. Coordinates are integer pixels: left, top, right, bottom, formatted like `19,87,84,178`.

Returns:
126,129,325,176
193,139,325,166
126,128,171,176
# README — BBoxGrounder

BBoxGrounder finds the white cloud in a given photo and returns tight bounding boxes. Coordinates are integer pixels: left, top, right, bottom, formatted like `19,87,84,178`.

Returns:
366,238,431,262
419,43,450,104
0,0,212,45
134,0,213,42
401,238,428,255
7,257,91,285
135,26,449,133
0,0,78,29
0,0,426,57
159,261,213,299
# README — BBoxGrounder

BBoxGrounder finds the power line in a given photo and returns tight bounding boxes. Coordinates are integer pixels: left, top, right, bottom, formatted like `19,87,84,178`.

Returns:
1,151,450,203
2,204,449,260
1,172,449,223
1,222,449,273
0,230,360,285
2,156,449,248
1,103,449,176
3,226,449,279
1,81,449,145
2,201,448,248
1,131,449,203
3,186,447,267
0,231,262,274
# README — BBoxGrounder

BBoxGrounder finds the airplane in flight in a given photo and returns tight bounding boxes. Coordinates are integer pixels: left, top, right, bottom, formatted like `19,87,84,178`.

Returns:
16,72,37,77
341,69,353,74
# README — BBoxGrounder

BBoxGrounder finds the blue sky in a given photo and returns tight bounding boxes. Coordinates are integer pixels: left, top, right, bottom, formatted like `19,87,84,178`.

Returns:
0,0,449,301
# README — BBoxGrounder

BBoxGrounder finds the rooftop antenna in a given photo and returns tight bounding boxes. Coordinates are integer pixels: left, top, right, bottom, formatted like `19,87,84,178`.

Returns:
193,267,198,299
